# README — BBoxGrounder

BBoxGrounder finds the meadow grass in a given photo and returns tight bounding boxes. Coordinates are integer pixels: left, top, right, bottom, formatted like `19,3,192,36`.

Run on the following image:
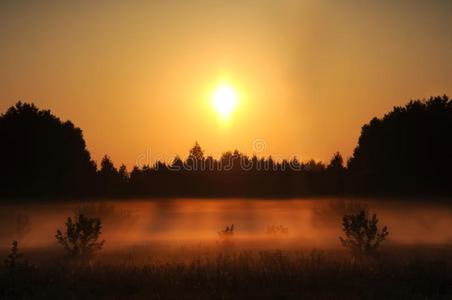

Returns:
0,245,450,299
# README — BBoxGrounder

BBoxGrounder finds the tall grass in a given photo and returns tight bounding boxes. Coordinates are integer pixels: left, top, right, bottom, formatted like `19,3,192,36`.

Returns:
0,248,450,299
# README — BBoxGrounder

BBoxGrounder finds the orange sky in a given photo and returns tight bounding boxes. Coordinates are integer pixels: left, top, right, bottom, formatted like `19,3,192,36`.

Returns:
1,1,451,168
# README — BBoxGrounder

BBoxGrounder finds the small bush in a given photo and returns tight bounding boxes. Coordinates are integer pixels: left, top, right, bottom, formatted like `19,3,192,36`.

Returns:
2,241,33,298
218,224,235,247
55,214,105,258
4,240,29,272
339,210,389,257
218,224,234,237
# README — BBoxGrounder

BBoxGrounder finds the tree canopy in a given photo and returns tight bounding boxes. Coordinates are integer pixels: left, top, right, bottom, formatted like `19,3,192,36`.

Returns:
1,96,451,198
0,102,97,196
348,95,452,194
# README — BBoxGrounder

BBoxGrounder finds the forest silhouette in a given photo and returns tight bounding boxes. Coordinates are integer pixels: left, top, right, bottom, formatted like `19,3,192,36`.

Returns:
0,96,451,199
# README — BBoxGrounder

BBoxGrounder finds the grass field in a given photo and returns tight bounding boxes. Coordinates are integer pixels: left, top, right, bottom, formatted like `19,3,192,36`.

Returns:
1,198,451,299
1,244,451,299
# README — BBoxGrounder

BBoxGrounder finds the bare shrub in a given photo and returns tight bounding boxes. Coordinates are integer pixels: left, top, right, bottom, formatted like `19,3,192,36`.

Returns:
218,224,235,247
339,210,389,257
55,214,105,258
4,241,29,272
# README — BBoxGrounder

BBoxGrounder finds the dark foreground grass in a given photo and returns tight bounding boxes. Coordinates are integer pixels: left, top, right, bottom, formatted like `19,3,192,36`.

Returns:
0,248,451,300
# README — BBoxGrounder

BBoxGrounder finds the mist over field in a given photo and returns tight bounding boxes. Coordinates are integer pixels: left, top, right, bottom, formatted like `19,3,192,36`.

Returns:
1,198,451,258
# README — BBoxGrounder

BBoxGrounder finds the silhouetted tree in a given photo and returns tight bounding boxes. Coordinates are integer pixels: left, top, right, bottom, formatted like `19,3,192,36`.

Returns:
118,164,129,182
0,102,97,197
55,214,105,258
186,142,205,173
3,96,452,198
98,155,127,195
348,95,452,194
188,141,204,161
327,152,345,173
99,155,117,176
4,241,28,271
326,152,346,193
340,210,389,257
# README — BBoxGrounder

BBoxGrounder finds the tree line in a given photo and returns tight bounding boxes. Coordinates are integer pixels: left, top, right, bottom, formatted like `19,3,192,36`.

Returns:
0,95,451,198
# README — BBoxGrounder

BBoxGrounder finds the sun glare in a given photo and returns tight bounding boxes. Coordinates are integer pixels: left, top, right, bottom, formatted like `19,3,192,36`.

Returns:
212,84,238,119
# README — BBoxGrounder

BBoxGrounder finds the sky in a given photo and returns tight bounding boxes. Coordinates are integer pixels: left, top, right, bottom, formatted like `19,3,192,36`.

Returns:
1,0,451,168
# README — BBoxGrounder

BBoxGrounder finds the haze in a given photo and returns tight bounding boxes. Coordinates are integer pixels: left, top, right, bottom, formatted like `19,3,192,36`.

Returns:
1,0,451,167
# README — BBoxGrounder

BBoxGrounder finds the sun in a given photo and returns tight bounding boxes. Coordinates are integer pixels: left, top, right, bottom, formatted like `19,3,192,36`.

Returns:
212,84,238,119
